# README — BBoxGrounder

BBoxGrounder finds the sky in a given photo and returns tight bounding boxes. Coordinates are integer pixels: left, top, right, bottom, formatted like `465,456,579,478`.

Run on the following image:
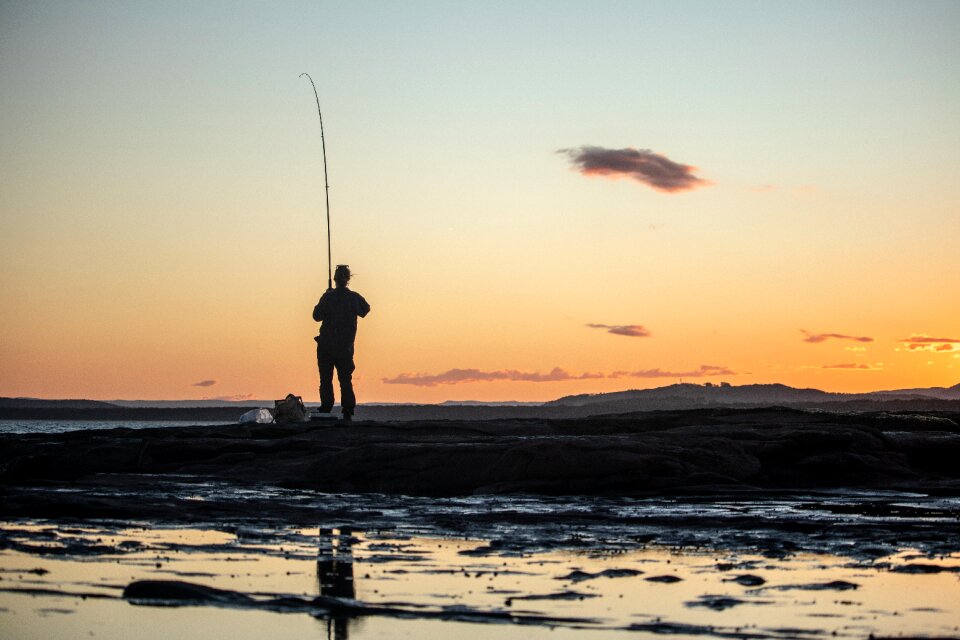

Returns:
1,0,958,403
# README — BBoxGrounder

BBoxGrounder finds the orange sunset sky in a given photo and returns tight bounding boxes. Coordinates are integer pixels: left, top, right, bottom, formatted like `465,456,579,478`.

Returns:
2,1,958,403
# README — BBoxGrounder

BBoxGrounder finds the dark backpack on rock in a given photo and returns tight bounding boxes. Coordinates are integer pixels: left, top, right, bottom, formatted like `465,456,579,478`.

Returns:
273,394,307,424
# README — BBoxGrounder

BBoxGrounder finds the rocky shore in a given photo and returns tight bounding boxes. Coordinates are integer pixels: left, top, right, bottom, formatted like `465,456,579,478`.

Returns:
2,407,959,499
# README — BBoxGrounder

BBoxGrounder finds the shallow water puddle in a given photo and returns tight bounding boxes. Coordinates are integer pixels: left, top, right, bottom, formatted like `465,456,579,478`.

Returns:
1,521,959,639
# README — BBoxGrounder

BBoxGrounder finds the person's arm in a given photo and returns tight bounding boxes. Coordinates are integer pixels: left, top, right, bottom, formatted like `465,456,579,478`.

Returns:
312,292,330,322
356,294,370,318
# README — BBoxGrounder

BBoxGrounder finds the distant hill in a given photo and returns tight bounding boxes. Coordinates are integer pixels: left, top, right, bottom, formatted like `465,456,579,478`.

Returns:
0,398,119,409
870,383,960,400
546,382,960,413
547,383,838,407
438,400,543,407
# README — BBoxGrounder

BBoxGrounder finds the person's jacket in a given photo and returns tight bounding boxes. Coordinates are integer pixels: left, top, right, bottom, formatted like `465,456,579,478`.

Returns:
313,287,370,356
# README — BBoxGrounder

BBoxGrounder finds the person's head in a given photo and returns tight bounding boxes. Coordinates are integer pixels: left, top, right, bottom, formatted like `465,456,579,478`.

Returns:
333,264,351,288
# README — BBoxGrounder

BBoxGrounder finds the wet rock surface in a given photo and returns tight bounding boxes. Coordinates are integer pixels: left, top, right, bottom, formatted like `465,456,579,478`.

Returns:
2,408,960,565
3,508,959,640
2,408,959,498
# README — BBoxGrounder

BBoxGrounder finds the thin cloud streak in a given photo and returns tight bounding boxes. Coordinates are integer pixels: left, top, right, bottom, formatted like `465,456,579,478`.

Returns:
609,365,735,379
383,367,603,387
801,331,874,344
384,364,735,386
560,146,708,193
204,393,254,401
192,379,217,387
822,363,881,370
587,323,651,338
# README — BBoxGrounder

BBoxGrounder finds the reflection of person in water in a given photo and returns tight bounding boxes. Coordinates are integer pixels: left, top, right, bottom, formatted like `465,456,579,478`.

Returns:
313,265,370,422
318,526,356,640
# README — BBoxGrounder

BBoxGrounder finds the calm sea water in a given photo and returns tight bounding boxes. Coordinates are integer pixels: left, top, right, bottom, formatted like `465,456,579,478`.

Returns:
0,419,235,435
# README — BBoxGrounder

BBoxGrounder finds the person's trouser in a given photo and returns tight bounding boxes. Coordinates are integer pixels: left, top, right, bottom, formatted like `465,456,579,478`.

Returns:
318,347,356,415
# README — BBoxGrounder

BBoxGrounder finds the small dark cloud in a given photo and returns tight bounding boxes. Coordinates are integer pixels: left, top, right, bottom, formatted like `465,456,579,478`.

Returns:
801,331,873,344
587,323,651,338
192,380,217,387
902,335,959,353
904,335,960,343
560,146,708,193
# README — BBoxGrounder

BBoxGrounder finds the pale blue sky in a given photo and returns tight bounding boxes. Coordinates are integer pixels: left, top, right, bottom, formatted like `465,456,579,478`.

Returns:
2,1,958,400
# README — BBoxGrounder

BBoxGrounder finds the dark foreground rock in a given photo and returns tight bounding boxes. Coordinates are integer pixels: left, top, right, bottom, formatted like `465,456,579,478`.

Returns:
2,407,959,497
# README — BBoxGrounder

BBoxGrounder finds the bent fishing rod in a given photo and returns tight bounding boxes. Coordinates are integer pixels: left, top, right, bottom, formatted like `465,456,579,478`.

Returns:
300,72,333,290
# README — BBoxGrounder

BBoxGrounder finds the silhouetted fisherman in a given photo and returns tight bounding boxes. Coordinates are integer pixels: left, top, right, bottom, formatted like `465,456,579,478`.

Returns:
313,265,370,421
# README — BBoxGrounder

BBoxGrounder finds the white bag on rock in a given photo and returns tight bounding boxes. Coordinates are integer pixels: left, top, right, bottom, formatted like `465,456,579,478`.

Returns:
239,408,274,424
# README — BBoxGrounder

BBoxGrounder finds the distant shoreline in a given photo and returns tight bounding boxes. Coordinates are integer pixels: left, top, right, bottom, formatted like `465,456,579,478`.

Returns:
3,381,959,421
3,399,960,422
0,406,249,422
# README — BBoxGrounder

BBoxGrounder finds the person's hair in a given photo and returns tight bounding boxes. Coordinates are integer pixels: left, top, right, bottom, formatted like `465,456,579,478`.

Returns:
334,264,351,284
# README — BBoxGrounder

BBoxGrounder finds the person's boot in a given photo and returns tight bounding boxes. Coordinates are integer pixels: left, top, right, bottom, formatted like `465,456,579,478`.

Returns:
340,411,353,423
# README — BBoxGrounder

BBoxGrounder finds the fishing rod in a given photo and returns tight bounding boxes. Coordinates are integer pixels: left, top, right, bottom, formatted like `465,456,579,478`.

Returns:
299,72,333,290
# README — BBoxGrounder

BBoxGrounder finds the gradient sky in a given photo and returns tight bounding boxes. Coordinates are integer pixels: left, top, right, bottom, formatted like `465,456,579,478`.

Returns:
2,0,958,402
